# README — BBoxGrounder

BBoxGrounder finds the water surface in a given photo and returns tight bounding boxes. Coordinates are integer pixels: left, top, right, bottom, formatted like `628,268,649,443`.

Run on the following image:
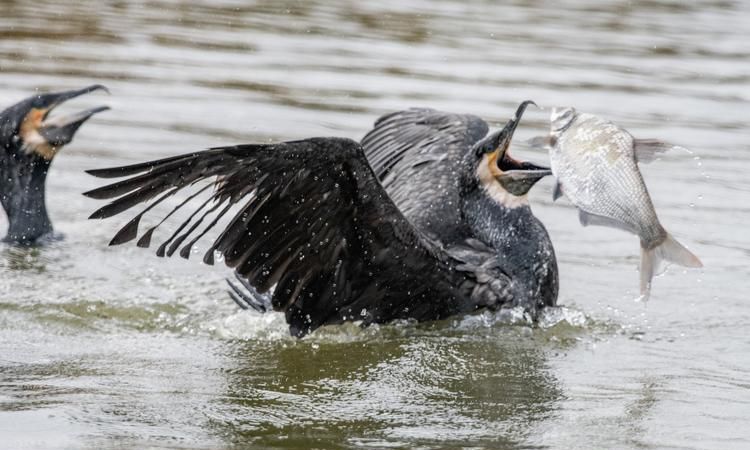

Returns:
1,1,749,449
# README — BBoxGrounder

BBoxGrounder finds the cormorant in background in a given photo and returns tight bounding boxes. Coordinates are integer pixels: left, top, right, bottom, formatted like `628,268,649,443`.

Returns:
1,85,109,244
85,101,557,337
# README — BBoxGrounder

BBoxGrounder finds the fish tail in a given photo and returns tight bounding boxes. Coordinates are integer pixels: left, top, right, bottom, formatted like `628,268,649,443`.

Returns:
639,234,703,299
639,246,656,300
657,233,703,268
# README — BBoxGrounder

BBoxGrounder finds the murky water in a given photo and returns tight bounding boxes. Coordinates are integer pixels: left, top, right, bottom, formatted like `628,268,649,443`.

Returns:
1,1,748,448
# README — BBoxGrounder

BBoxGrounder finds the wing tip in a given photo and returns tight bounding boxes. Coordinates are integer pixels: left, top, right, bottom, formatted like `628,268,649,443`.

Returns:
107,216,142,246
86,167,129,178
88,208,108,220
136,228,156,248
83,186,115,200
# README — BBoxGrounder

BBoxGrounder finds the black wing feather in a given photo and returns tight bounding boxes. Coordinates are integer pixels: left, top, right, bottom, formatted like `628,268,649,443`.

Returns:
86,137,487,337
361,108,489,181
359,109,490,243
85,153,194,178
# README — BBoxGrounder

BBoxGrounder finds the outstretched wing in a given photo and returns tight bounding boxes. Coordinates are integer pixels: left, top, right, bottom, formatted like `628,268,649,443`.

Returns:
360,108,489,243
361,108,489,182
85,137,482,337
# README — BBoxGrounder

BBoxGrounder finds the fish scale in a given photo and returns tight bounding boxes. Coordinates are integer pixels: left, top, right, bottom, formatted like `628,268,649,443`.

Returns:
551,113,664,246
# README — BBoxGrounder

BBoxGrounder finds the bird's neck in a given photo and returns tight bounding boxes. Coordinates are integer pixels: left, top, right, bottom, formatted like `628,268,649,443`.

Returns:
0,145,53,244
461,190,558,311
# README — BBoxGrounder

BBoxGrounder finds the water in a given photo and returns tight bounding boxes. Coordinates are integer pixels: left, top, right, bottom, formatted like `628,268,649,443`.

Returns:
1,1,748,448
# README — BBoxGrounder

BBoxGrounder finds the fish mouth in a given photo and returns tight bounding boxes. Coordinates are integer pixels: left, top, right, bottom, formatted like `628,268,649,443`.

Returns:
20,85,110,157
493,100,552,196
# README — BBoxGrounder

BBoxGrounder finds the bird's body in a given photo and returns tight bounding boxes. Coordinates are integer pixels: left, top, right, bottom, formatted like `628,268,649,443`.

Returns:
0,86,109,244
0,141,54,242
87,102,558,337
361,107,558,312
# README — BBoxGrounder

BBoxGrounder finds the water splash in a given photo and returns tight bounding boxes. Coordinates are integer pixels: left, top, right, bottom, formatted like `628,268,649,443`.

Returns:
211,310,291,341
538,306,590,329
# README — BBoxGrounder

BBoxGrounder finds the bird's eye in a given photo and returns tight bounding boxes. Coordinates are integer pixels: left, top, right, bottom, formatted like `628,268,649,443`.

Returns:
475,142,492,156
474,130,507,157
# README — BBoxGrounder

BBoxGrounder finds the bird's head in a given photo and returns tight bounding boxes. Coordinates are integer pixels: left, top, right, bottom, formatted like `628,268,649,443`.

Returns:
466,100,551,206
0,85,110,160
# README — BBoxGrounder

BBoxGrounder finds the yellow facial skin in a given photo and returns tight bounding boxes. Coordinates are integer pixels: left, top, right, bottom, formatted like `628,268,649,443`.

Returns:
19,107,57,160
476,148,529,209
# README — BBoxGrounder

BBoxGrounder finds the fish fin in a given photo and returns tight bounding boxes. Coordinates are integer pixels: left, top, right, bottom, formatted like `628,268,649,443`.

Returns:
578,210,638,235
525,135,552,149
552,181,563,201
639,246,655,300
634,139,687,164
655,233,703,268
639,234,703,299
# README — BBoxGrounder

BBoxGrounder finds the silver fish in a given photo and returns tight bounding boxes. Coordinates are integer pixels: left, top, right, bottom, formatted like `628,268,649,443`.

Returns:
534,107,702,299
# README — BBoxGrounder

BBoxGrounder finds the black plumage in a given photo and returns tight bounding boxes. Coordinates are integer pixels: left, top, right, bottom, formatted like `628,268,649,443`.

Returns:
86,101,557,337
0,85,109,244
361,104,559,312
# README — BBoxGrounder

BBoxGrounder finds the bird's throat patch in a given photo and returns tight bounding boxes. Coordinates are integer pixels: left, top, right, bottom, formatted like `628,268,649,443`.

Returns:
487,149,502,178
477,151,528,209
19,108,56,160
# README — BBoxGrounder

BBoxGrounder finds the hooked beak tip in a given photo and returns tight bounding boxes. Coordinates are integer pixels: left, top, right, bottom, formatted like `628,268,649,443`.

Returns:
514,100,538,119
90,105,111,115
89,84,110,95
78,84,109,95
503,100,538,139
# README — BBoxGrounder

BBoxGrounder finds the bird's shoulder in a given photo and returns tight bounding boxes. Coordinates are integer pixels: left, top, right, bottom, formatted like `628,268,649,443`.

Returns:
362,108,489,180
372,108,488,141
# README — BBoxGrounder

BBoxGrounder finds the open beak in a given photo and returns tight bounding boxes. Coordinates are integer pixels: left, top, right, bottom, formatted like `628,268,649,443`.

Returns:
493,100,552,196
35,85,110,148
39,105,110,147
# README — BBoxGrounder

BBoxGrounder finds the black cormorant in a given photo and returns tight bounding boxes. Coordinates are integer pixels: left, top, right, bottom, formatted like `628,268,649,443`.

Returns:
85,101,557,337
1,85,109,244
